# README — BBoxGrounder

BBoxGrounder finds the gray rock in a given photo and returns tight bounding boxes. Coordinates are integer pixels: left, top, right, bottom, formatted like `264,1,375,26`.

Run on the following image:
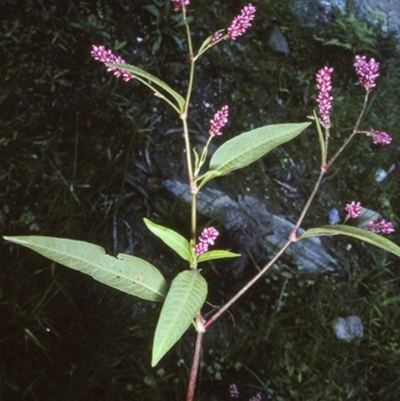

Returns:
333,315,364,342
163,179,341,276
297,0,400,38
268,26,290,54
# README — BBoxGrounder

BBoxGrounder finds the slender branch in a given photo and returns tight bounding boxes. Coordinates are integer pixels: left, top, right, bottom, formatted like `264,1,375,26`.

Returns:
133,75,181,114
325,91,369,169
291,90,370,236
290,168,325,238
180,4,198,244
204,90,372,329
179,5,206,398
204,239,292,329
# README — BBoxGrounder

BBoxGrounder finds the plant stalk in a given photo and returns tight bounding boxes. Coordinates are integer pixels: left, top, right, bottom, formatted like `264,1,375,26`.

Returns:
186,330,204,401
204,239,292,329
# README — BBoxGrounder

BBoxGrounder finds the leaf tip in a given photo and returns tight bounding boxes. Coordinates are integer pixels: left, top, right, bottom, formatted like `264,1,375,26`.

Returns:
151,351,162,367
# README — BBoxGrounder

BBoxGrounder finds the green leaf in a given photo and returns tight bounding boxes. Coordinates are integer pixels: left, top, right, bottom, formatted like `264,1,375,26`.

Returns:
196,170,222,190
298,225,400,258
3,236,168,302
198,250,241,263
152,270,207,366
109,63,185,112
144,218,192,262
197,30,225,55
209,122,310,177
313,110,326,165
197,34,213,54
143,4,160,18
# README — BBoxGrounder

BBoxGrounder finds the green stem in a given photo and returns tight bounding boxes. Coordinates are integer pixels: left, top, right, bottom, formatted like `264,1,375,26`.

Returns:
181,6,198,246
134,76,180,114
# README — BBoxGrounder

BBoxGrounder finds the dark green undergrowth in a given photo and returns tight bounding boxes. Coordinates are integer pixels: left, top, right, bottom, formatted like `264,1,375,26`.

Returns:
1,0,400,400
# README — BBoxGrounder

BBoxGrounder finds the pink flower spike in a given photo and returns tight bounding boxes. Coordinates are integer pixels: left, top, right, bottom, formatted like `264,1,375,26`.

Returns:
366,219,395,234
91,45,133,82
354,55,379,93
171,0,189,12
316,66,334,126
229,383,239,398
212,32,224,43
194,227,220,255
345,201,362,219
199,227,219,245
208,105,229,136
194,242,209,256
227,3,256,40
367,129,392,145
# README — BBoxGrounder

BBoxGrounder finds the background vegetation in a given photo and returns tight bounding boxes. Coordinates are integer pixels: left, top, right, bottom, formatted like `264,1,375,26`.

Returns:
1,0,400,400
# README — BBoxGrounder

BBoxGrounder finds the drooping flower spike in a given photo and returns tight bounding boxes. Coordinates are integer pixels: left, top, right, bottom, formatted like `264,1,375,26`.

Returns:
367,129,392,145
366,219,395,234
208,105,229,137
227,3,256,40
354,55,379,93
316,66,334,126
91,45,133,82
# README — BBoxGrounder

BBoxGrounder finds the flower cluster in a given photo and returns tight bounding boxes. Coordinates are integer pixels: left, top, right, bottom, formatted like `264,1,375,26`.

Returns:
229,383,262,401
208,105,229,136
211,32,224,43
316,66,334,126
344,202,394,234
171,0,189,12
345,201,362,219
354,55,379,93
227,3,256,40
229,383,239,398
367,219,395,234
91,45,133,82
367,129,392,145
194,227,219,255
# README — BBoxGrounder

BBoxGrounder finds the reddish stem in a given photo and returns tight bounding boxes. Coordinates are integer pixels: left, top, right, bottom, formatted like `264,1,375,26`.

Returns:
186,331,204,401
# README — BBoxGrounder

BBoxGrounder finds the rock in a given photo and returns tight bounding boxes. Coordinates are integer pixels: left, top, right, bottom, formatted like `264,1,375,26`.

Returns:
297,0,400,39
333,315,364,342
268,26,290,54
329,208,341,225
353,0,400,37
163,179,341,276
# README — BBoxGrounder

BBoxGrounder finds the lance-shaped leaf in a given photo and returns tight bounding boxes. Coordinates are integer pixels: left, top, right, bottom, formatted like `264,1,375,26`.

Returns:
144,218,192,262
313,110,327,165
209,122,311,177
3,236,168,302
197,30,223,55
152,270,207,366
197,34,214,55
298,225,400,258
198,249,241,263
109,63,185,112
